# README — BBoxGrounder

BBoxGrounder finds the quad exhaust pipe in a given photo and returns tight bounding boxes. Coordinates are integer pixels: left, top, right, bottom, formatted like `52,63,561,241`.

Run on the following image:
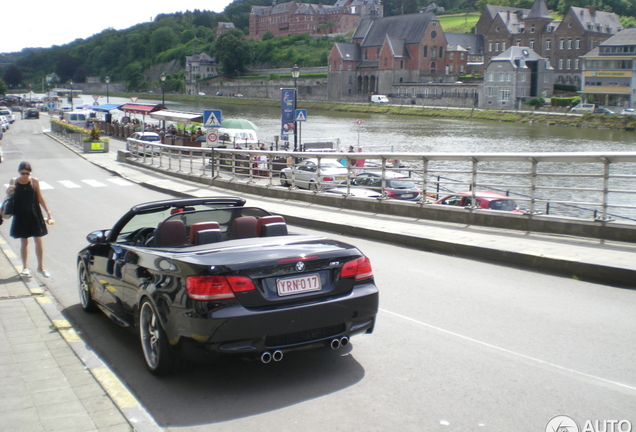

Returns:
260,350,284,364
330,336,349,350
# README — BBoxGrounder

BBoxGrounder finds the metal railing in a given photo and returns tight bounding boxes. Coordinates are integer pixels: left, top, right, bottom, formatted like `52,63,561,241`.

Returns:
125,139,636,223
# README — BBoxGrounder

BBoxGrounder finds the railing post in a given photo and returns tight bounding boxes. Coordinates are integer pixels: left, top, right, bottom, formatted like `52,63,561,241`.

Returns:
599,157,610,221
529,157,538,215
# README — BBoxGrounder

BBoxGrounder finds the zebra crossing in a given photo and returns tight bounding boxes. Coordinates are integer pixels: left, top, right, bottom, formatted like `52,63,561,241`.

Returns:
4,178,134,190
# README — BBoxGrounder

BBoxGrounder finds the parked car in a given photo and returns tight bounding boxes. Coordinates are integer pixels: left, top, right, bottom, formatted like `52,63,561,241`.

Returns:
77,197,379,375
433,191,521,212
0,116,9,131
620,109,636,116
280,158,349,190
0,108,15,123
351,172,422,201
370,95,389,104
126,131,162,155
25,108,39,119
594,108,614,115
325,185,382,198
570,103,596,114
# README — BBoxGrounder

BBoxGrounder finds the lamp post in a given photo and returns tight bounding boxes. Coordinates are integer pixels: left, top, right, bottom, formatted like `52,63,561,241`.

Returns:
160,72,166,131
69,80,74,111
105,76,110,103
291,64,300,152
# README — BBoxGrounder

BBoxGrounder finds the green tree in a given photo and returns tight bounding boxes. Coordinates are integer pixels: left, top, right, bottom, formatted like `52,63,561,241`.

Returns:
151,27,179,54
3,65,23,87
0,77,7,95
214,30,251,75
124,62,145,91
56,53,78,82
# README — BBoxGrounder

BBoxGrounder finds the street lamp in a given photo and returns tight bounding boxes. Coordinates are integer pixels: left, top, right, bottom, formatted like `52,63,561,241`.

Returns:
105,76,110,103
160,72,166,131
291,64,300,152
69,80,74,111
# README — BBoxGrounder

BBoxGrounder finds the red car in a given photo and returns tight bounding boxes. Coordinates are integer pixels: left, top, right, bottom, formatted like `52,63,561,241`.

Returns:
433,191,521,212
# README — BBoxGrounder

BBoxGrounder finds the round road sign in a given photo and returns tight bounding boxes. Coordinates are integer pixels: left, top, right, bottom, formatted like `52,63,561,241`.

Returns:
207,131,218,144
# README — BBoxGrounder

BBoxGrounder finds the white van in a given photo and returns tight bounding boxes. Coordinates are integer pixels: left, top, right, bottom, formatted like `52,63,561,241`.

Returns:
213,128,259,148
63,111,88,126
371,95,389,104
570,103,596,114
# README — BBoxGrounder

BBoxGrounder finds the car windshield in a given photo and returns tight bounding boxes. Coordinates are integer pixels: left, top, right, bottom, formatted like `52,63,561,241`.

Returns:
488,199,518,211
387,179,416,189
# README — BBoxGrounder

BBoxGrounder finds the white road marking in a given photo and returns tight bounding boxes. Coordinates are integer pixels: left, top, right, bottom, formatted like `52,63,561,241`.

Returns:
107,178,133,186
380,308,636,392
81,179,107,187
58,180,81,188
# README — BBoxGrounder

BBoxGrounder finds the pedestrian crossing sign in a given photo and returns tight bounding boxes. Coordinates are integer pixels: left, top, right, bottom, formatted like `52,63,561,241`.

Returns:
295,109,307,122
204,110,222,127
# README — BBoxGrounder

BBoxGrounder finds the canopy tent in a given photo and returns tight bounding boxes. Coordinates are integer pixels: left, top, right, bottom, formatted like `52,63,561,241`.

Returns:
90,104,122,112
149,110,203,124
119,103,163,115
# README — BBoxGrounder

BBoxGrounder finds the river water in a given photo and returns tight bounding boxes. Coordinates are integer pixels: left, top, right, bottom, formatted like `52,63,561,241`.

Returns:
72,94,636,153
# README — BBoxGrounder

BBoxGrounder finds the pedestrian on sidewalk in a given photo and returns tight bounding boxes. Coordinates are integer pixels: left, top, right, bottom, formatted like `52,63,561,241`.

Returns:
6,161,53,278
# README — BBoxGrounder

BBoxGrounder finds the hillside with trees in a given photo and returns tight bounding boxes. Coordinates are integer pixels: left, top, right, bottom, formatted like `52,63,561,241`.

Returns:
1,0,635,93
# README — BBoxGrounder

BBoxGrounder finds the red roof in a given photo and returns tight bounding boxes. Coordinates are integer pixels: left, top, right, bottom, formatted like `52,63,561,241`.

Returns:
119,103,163,114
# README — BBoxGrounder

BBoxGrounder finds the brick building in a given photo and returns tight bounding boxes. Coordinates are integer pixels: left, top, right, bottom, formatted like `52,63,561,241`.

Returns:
476,0,621,89
249,0,383,40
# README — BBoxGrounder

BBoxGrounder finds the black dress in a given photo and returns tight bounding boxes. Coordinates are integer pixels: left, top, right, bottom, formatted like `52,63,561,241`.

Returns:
10,180,47,239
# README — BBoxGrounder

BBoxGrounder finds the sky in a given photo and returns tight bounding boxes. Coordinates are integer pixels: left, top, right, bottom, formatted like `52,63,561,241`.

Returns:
3,0,235,54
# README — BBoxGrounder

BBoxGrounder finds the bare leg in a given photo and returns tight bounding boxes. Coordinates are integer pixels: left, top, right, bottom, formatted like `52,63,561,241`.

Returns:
34,237,44,272
20,238,29,270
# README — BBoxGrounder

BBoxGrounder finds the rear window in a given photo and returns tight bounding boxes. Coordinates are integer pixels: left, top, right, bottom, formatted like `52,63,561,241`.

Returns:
488,199,518,211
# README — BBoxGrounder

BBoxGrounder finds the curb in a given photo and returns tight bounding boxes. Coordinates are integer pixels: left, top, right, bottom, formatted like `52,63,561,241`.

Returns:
0,232,163,432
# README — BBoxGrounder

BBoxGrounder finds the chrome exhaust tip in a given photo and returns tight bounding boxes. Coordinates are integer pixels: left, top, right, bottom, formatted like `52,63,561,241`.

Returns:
261,351,272,364
330,338,341,350
272,350,284,362
339,336,349,348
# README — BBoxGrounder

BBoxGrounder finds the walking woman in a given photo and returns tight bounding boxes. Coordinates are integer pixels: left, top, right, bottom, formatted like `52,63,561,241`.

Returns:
6,161,53,277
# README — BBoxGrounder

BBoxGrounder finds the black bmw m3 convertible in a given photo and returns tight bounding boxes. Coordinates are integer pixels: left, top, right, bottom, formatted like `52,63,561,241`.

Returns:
77,197,379,375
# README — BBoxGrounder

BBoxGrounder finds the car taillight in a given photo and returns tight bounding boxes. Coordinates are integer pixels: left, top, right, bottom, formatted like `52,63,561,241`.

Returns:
186,275,256,300
322,176,335,182
340,256,373,281
384,190,396,197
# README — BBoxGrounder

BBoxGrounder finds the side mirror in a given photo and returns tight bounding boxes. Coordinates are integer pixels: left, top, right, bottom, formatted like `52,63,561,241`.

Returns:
86,230,107,244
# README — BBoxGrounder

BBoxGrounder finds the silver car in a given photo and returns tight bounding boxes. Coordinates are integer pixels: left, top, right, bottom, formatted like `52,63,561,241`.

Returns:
280,158,349,190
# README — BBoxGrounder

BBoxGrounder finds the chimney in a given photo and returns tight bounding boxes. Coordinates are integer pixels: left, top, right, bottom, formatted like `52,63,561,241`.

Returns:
588,6,596,15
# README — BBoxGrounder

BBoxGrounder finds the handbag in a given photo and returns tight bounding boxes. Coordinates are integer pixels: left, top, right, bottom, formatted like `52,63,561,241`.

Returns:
2,193,14,219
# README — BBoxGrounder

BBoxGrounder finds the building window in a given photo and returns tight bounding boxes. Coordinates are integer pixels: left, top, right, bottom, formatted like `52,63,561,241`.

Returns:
516,39,521,46
575,38,580,49
546,39,551,50
489,42,493,52
530,39,535,49
460,53,465,60
400,60,404,69
423,46,428,57
567,39,573,49
530,25,535,33
488,87,494,97
559,39,564,50
450,53,454,60
495,42,499,51
499,88,510,102
574,59,579,70
558,59,563,70
566,59,571,70
502,42,506,51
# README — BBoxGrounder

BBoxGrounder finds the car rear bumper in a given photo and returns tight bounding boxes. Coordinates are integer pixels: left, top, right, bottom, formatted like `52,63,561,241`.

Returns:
170,284,379,362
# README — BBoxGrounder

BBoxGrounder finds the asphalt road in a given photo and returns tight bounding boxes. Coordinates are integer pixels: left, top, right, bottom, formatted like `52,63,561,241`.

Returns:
1,115,635,432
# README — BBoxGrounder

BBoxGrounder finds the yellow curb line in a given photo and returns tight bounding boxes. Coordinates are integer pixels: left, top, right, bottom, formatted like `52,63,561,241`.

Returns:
92,368,140,409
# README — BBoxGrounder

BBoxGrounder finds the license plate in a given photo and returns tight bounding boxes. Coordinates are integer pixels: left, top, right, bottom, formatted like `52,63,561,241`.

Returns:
400,194,415,199
335,176,347,181
276,273,321,296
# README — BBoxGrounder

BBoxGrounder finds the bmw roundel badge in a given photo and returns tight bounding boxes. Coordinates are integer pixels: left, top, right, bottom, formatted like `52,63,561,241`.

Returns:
296,261,305,272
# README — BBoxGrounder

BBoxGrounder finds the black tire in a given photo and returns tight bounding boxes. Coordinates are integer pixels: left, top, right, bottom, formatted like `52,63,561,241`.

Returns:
139,299,177,376
77,261,97,313
309,181,318,191
280,173,290,186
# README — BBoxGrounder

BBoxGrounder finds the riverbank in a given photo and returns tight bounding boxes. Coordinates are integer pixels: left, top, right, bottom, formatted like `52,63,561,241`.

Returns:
112,93,636,132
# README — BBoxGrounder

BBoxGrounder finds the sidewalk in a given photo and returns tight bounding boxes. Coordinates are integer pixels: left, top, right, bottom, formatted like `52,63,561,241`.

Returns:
0,246,134,432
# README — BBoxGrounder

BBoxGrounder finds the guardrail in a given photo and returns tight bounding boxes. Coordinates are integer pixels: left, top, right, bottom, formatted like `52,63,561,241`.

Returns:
124,139,636,225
